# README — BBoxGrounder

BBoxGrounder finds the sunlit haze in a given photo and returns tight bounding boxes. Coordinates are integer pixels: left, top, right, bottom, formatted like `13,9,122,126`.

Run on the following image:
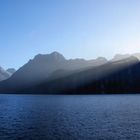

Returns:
0,0,140,69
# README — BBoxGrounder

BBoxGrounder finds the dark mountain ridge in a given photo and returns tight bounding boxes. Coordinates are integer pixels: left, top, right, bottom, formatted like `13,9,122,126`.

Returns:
1,52,140,94
0,52,107,93
20,56,139,94
0,67,16,81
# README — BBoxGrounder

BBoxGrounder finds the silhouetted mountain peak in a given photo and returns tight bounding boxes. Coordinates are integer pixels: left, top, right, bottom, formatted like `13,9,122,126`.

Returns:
115,56,139,63
96,57,107,61
125,56,139,64
133,53,140,60
50,51,62,56
0,66,11,81
50,51,66,61
111,54,130,61
33,52,66,62
7,68,16,74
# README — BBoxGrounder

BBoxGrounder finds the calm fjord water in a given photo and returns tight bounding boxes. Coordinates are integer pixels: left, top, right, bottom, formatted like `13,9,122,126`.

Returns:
0,94,140,140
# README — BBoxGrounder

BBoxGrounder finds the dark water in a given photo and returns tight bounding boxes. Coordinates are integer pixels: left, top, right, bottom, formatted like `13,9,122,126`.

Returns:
0,95,140,140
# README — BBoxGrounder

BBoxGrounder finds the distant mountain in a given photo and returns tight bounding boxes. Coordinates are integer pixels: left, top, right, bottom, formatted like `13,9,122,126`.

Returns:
133,53,140,60
22,56,139,94
0,66,11,81
1,52,140,94
111,54,130,61
0,52,107,92
7,68,16,74
111,53,140,61
0,55,139,94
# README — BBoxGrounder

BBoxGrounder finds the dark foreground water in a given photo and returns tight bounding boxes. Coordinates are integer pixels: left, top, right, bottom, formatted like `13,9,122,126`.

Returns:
0,95,140,140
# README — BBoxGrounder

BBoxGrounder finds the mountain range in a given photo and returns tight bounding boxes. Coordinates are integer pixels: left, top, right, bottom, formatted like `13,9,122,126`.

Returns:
0,67,16,81
0,52,140,94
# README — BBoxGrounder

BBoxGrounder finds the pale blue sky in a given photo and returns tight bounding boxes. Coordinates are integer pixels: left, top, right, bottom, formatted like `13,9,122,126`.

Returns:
0,0,140,69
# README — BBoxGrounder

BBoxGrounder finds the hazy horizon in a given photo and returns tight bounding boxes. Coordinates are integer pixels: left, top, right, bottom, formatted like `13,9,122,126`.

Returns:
1,0,140,69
